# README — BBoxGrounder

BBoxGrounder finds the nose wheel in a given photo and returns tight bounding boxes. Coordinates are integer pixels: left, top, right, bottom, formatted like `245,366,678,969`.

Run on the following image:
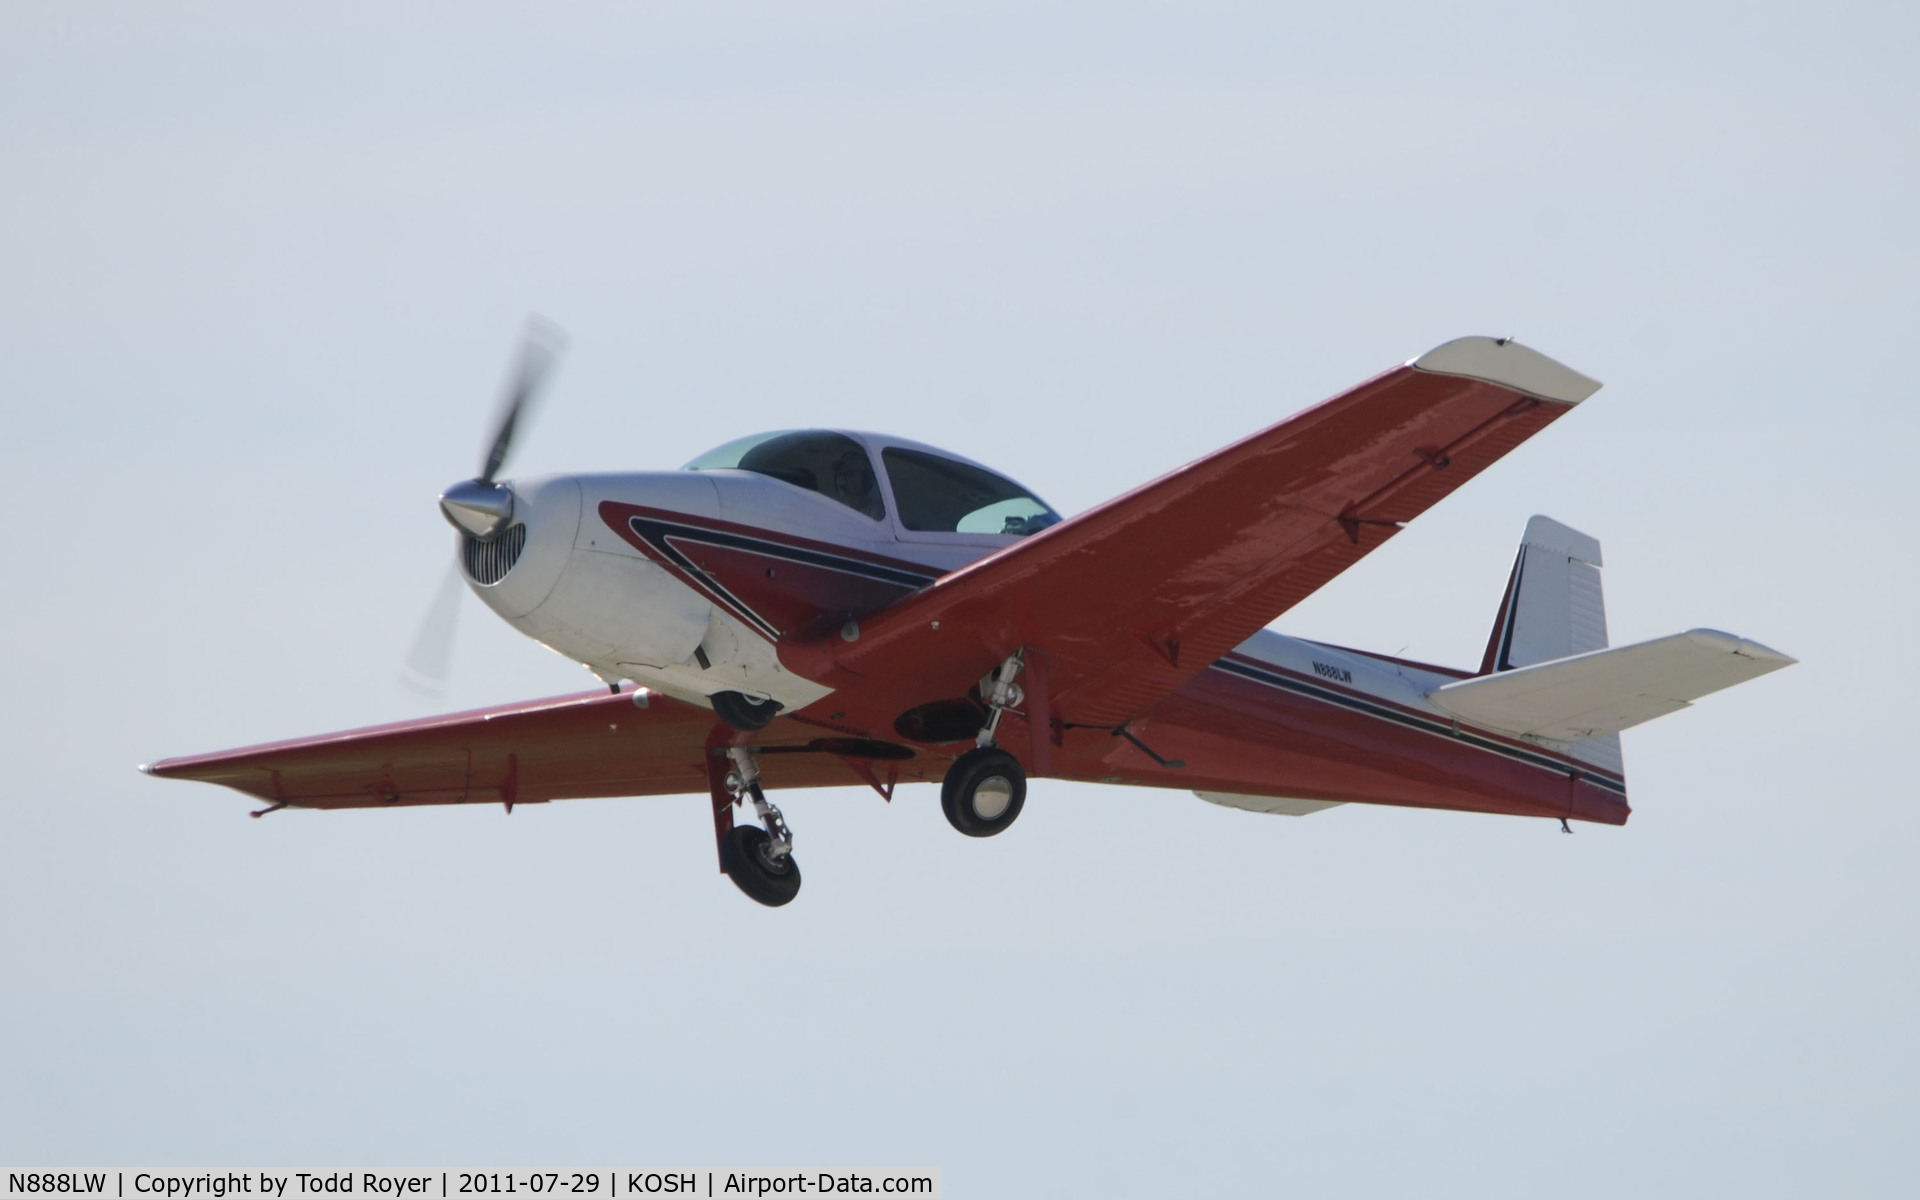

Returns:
719,824,801,907
717,746,802,907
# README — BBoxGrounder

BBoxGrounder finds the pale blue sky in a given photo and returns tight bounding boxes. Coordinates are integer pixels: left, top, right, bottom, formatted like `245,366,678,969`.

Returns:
3,3,1915,1195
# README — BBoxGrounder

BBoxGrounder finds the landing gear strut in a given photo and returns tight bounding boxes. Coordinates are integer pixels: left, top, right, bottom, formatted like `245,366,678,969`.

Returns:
718,746,801,907
941,651,1028,837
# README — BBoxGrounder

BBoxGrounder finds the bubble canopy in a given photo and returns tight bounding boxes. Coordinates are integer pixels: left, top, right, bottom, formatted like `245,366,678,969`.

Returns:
685,430,1060,537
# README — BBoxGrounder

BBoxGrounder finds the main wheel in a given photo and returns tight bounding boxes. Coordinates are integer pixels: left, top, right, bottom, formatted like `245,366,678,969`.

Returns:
719,825,802,907
941,747,1026,837
711,690,780,732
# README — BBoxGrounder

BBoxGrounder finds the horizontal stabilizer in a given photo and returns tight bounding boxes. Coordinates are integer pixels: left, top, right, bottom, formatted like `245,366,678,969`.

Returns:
1195,791,1346,817
1428,629,1795,742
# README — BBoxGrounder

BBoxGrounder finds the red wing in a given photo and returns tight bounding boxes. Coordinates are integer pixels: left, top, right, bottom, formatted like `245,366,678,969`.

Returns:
144,689,933,810
783,337,1599,735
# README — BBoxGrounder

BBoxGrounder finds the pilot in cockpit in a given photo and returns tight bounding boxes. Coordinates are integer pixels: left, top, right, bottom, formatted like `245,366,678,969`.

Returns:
830,448,884,521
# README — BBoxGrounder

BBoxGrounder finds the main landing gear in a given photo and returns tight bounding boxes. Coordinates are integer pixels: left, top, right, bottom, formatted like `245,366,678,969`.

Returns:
712,652,1031,905
941,652,1028,838
719,746,801,907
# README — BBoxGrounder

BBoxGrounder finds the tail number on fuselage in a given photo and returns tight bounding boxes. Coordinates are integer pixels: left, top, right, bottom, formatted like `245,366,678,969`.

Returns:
1311,660,1353,684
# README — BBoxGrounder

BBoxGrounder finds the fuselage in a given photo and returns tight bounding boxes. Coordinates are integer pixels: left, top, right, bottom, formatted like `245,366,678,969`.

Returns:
462,430,1039,713
458,429,1629,827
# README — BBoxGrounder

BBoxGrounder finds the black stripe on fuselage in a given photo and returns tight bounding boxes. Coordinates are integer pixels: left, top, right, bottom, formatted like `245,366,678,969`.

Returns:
1210,654,1628,796
626,515,939,641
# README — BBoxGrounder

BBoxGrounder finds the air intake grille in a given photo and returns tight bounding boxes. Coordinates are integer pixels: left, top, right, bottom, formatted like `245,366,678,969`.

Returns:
463,523,526,585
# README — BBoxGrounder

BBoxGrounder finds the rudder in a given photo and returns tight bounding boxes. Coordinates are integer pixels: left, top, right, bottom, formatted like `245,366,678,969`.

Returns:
1479,515,1608,674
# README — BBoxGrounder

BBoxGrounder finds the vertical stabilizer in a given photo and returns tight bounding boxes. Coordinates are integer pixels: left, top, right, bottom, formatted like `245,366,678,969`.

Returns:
1478,516,1620,774
1479,516,1608,674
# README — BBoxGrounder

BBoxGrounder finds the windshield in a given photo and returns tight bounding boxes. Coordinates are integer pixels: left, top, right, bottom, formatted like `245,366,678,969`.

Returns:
685,431,885,521
882,446,1059,536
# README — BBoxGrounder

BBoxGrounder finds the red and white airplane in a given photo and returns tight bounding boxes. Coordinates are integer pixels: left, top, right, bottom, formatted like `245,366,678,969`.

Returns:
145,334,1793,906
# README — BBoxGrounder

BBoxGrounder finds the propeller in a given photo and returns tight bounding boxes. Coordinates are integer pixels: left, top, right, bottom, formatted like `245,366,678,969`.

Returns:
439,316,569,538
400,563,467,697
403,317,569,697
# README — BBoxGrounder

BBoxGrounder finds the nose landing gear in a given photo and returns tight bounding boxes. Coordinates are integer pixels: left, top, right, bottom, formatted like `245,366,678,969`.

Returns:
940,651,1029,838
718,746,801,907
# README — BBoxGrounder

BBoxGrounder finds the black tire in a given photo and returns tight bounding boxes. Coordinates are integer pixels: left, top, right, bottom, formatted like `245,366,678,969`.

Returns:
719,825,802,907
940,747,1027,837
711,690,781,732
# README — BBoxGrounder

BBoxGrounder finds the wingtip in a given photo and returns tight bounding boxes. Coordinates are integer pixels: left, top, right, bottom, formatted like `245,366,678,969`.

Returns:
1681,628,1797,667
137,761,156,776
1410,336,1603,405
